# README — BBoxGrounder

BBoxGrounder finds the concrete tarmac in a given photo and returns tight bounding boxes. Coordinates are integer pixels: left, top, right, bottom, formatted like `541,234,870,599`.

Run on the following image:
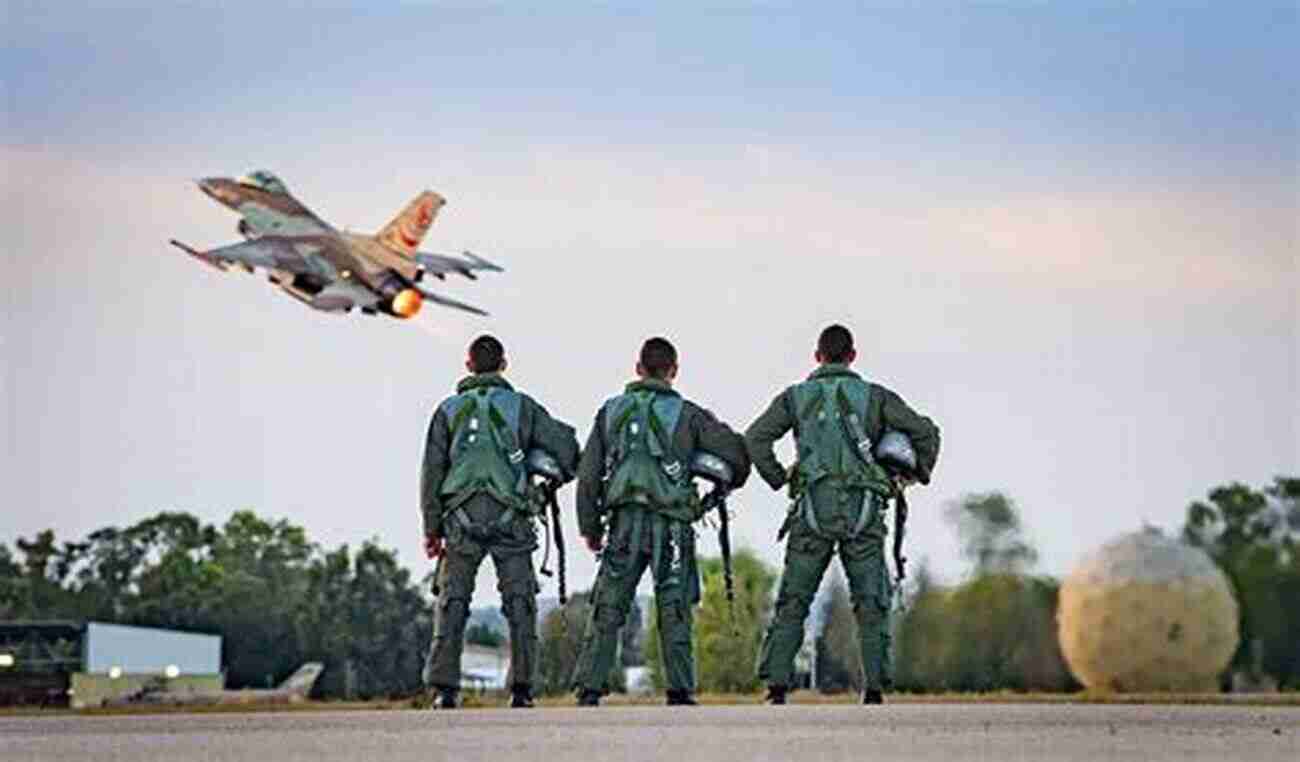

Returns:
4,704,1297,762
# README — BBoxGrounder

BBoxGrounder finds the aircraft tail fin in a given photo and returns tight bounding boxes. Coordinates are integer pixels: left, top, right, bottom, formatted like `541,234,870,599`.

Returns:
278,662,324,697
377,191,446,256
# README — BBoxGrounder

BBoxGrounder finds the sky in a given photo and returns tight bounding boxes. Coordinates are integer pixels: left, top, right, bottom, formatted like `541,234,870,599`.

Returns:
2,2,1296,608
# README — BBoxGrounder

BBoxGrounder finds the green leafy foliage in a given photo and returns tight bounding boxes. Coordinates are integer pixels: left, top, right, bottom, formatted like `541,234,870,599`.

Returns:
814,576,861,692
891,492,1076,693
465,622,504,648
892,571,1075,692
0,511,431,699
1182,477,1300,689
537,592,593,696
645,548,777,693
945,492,1037,575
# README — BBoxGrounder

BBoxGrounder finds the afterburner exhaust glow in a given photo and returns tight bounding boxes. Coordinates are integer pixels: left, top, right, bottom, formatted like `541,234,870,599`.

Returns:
391,289,423,318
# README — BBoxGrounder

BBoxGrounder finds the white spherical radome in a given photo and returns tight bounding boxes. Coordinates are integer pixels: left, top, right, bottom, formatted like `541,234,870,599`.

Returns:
1058,529,1238,692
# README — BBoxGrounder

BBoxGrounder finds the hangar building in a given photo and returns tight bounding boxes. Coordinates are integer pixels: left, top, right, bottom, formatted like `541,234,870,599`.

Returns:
0,620,222,707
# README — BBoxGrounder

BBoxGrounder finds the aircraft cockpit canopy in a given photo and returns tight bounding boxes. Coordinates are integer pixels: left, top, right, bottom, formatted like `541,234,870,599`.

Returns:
238,170,288,195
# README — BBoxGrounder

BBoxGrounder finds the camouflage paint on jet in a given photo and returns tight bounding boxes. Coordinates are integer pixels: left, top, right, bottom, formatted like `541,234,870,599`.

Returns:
102,662,326,707
170,171,502,318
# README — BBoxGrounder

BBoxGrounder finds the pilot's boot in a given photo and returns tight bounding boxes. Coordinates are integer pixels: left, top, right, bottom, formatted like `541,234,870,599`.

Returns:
862,689,884,705
665,690,698,706
576,689,601,707
510,685,535,708
433,688,460,710
765,685,788,705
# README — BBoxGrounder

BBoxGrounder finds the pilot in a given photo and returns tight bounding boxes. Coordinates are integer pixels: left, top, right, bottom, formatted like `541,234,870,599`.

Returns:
745,324,940,705
570,337,750,706
421,334,580,709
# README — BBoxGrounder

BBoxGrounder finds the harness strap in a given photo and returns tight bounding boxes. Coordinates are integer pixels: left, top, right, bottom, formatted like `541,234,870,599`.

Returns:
798,488,880,539
835,383,875,466
482,390,527,493
454,505,516,539
851,491,880,537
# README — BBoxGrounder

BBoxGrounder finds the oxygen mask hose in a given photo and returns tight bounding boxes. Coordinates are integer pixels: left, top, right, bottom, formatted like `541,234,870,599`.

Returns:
547,481,568,606
709,488,738,634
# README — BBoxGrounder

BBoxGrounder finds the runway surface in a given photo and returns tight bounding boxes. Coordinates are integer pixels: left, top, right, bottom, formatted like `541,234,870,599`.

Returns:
5,704,1297,761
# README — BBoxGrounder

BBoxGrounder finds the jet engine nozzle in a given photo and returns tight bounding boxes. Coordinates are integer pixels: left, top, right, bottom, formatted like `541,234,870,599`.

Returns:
390,288,423,318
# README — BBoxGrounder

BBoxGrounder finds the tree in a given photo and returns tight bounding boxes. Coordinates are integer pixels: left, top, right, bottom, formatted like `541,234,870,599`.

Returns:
891,492,1077,693
3,510,437,699
0,543,27,619
1182,476,1300,688
945,492,1037,575
14,530,69,617
891,573,1075,693
537,592,591,696
892,561,947,690
693,549,777,693
465,623,504,648
814,575,861,692
645,549,777,693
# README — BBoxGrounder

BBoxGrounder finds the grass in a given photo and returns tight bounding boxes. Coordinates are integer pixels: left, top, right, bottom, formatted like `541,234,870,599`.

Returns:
5,690,1296,716
533,690,1300,708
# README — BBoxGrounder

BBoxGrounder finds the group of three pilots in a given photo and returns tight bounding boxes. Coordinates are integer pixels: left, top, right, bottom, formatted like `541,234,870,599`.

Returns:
419,325,940,709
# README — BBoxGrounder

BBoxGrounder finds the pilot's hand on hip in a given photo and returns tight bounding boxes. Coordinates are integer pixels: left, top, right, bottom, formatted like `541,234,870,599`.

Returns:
424,534,445,560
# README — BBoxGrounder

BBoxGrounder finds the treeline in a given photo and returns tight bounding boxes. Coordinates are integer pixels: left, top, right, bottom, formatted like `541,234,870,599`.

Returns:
884,492,1078,693
879,478,1299,693
1183,478,1300,689
4,476,1294,698
0,511,430,698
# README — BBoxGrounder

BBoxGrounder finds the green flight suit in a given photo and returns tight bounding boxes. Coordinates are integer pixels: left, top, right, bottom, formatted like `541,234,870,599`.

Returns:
570,378,750,696
747,364,940,691
420,373,580,693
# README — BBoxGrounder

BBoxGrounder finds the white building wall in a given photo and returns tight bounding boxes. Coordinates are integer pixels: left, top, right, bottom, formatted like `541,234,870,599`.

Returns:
84,622,221,675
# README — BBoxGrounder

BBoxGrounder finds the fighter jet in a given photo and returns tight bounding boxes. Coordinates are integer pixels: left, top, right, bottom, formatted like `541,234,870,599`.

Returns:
170,171,501,318
102,663,325,707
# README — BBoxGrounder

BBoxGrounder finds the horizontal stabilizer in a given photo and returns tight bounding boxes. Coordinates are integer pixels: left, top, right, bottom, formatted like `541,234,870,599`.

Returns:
460,250,504,272
414,250,504,280
415,283,489,316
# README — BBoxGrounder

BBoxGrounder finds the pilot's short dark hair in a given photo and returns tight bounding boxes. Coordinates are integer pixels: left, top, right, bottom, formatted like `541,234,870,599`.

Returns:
468,334,505,373
639,337,678,379
817,324,855,364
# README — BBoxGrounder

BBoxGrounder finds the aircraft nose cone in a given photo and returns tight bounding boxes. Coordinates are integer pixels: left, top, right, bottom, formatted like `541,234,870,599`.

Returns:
197,178,236,205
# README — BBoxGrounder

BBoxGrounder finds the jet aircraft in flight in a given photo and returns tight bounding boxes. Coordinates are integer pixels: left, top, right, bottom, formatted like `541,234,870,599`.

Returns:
170,171,501,318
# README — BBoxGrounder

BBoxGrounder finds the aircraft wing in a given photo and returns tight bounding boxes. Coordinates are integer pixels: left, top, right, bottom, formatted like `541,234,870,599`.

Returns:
169,237,337,280
196,176,337,239
414,250,504,281
414,282,489,316
237,205,335,239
